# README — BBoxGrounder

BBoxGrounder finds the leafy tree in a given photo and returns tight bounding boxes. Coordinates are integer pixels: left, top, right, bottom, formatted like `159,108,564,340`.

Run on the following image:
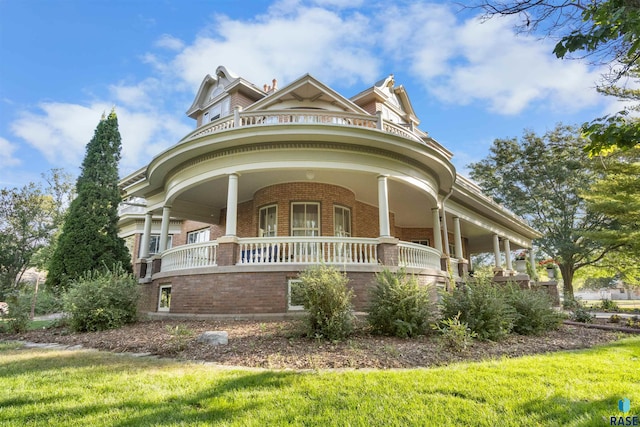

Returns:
472,0,640,154
582,146,640,251
47,110,132,293
0,170,72,299
468,124,620,298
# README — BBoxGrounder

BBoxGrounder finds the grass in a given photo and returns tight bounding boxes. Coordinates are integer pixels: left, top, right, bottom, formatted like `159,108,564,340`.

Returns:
582,300,640,311
0,337,639,426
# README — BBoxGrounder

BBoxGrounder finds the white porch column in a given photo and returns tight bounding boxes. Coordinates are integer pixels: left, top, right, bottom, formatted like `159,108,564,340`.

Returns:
432,207,443,252
139,212,153,258
453,217,464,259
377,175,391,237
529,247,537,279
225,173,239,236
493,234,502,269
159,206,171,252
504,238,512,271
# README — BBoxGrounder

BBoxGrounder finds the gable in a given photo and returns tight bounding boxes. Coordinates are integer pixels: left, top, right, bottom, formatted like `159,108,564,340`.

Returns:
243,74,369,114
186,66,265,119
351,74,420,126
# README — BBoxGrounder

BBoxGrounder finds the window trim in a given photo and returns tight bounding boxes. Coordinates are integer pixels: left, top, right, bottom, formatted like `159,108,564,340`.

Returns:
158,285,171,312
259,204,278,237
333,205,351,237
288,279,305,311
142,234,173,257
290,202,320,236
187,228,210,244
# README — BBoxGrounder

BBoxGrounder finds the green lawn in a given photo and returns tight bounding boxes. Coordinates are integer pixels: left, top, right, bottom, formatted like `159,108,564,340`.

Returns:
1,338,639,426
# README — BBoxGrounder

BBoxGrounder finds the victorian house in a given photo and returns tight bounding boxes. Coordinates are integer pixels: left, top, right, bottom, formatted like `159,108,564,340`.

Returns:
118,66,540,315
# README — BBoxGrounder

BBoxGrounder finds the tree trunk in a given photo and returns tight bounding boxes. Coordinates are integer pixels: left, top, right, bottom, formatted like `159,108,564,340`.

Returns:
559,264,575,300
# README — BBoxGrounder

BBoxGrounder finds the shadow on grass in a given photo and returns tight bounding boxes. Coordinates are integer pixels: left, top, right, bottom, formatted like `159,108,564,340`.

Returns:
519,395,620,426
0,347,301,425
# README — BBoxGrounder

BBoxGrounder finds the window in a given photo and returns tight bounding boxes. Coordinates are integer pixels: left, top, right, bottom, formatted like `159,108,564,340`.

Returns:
334,206,351,237
142,234,173,256
259,205,277,237
158,285,171,312
187,228,210,244
288,279,305,311
411,239,430,246
448,243,456,258
291,203,319,236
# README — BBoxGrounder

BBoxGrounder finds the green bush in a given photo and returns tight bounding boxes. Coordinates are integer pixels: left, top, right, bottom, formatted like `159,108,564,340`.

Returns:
367,268,434,338
598,299,619,312
505,285,563,335
440,279,515,341
433,312,477,351
0,292,31,333
571,305,594,323
298,264,355,341
63,264,139,332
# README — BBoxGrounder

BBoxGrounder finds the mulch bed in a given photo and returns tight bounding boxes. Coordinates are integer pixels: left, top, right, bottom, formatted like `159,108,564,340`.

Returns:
3,318,632,370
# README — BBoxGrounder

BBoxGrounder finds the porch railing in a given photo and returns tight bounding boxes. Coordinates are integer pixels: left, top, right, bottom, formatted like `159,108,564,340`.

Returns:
182,110,424,144
398,242,442,270
161,241,218,272
237,237,379,265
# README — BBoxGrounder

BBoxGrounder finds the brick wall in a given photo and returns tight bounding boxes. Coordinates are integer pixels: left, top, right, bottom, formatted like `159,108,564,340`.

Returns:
143,268,444,315
253,182,357,236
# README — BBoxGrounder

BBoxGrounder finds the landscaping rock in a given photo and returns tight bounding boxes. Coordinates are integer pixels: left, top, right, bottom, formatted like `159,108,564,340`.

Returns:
197,331,228,346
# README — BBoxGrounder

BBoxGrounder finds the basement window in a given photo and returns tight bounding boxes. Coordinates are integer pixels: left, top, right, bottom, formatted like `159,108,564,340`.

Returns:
288,279,305,311
158,285,171,312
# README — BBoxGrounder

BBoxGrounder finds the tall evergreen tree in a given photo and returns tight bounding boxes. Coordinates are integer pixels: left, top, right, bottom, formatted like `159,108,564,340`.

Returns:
46,110,131,292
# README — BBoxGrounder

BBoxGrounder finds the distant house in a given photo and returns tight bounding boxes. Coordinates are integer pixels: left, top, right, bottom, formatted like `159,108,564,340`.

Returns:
118,66,539,316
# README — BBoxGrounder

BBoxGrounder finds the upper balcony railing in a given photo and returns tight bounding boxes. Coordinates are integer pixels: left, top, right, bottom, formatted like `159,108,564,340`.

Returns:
184,109,424,144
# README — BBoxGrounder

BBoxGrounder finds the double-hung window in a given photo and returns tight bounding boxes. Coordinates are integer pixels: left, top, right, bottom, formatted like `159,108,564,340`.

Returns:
187,228,210,244
333,206,351,237
291,203,320,236
259,205,277,237
141,234,172,257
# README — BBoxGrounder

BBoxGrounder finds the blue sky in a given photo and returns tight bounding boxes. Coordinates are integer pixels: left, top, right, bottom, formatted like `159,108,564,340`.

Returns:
0,0,620,188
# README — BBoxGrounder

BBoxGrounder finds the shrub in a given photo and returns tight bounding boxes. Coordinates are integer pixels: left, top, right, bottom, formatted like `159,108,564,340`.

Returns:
165,324,194,353
609,314,621,324
63,264,139,332
298,264,354,341
0,292,31,333
440,279,515,341
433,312,477,351
505,285,563,335
367,268,434,337
598,299,619,312
571,305,594,323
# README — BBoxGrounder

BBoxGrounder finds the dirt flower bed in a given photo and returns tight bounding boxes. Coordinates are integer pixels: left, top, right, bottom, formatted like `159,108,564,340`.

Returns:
4,318,627,370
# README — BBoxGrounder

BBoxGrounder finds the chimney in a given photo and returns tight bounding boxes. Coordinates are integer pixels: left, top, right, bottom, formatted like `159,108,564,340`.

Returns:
263,78,278,94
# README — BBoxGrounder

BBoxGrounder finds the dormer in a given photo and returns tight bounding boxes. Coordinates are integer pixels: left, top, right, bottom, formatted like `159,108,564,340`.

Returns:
350,74,420,128
186,65,266,128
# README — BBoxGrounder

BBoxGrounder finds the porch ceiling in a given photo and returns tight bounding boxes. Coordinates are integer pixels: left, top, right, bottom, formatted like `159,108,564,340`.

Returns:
172,168,434,228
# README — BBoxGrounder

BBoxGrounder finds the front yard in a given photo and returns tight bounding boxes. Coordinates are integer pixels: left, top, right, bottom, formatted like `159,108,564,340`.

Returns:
1,335,639,426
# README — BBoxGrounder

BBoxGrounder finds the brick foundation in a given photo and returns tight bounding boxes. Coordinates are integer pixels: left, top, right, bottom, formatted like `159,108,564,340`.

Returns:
139,267,446,315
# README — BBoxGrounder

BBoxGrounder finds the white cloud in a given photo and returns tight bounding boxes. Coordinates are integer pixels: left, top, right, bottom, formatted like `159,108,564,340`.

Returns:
109,78,160,109
403,12,603,114
10,102,191,176
155,34,185,51
0,137,21,167
170,5,380,91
